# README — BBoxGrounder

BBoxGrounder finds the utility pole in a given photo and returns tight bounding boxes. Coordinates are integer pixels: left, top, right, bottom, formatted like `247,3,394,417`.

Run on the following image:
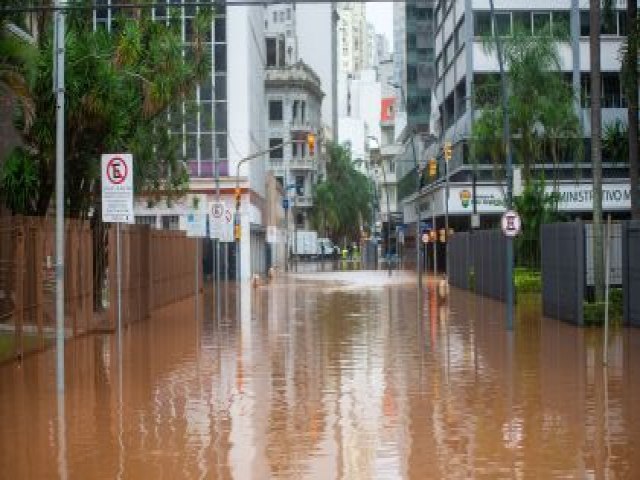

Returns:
489,0,515,330
54,0,66,394
215,147,221,321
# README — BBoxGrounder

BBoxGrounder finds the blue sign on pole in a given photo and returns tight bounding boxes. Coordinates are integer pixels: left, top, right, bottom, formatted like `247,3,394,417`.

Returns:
283,198,290,209
421,220,432,233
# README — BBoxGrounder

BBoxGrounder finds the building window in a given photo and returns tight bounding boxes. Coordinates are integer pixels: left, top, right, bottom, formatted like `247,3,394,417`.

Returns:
533,12,551,35
273,11,277,23
602,72,623,108
580,11,590,37
269,100,283,121
553,11,570,35
513,11,531,34
474,12,491,37
292,141,298,158
269,138,283,160
286,8,291,20
296,212,304,227
292,100,299,123
295,176,304,195
495,12,511,36
301,101,306,123
266,37,277,67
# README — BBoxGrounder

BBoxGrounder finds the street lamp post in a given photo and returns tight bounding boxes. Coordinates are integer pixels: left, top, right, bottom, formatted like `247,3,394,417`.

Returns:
390,83,422,289
367,136,392,276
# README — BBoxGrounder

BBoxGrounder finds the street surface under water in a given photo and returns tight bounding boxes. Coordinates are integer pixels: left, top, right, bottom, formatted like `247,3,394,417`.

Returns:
1,270,640,479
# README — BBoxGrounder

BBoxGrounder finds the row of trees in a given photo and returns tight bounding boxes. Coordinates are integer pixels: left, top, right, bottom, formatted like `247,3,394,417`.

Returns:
1,6,213,219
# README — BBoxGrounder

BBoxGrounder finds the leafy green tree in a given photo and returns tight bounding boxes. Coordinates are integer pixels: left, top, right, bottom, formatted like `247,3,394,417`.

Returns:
311,143,371,243
513,177,565,268
473,27,581,184
1,7,211,217
603,119,628,165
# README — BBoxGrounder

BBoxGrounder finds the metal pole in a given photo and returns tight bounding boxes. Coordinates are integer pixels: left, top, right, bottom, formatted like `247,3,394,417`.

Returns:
117,222,122,347
409,134,421,288
215,147,221,319
489,0,515,331
54,0,66,395
432,198,437,276
284,164,288,272
195,239,199,320
380,158,392,276
445,155,450,279
603,214,612,365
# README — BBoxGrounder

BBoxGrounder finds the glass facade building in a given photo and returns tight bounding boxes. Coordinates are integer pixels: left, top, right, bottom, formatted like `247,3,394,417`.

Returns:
94,0,228,178
404,0,435,132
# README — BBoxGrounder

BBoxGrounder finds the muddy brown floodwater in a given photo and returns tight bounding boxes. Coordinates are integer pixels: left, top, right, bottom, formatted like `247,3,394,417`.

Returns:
1,270,640,479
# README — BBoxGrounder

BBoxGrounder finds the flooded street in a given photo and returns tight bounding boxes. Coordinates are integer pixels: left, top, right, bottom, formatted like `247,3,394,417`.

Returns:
1,270,640,479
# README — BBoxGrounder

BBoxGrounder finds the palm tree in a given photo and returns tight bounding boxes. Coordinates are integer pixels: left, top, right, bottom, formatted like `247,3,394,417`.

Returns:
590,0,605,301
0,22,35,131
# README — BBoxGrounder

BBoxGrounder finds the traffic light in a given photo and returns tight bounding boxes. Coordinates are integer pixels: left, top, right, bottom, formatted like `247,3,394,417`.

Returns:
307,133,316,157
235,187,241,210
443,141,452,162
428,158,437,178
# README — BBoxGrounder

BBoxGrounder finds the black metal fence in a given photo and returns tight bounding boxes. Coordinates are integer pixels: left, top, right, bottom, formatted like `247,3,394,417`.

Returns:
623,221,640,327
470,230,508,302
541,222,584,326
448,232,470,290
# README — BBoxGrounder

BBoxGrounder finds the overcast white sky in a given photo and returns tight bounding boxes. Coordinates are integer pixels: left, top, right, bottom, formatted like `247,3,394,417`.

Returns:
366,3,395,51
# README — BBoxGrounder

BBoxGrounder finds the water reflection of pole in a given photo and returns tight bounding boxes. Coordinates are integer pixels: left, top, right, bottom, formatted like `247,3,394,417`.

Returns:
56,393,68,480
117,333,124,479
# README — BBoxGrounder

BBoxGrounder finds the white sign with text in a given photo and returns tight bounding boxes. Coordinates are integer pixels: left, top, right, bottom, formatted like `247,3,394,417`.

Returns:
101,153,134,223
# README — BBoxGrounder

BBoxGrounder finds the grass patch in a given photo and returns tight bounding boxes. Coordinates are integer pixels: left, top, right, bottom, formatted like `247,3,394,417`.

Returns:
583,288,624,326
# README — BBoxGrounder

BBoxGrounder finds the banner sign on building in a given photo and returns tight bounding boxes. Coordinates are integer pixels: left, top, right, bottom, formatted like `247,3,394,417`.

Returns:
446,183,631,215
101,153,134,223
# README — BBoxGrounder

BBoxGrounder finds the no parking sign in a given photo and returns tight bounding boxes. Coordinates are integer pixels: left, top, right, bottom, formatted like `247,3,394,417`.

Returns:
101,154,134,223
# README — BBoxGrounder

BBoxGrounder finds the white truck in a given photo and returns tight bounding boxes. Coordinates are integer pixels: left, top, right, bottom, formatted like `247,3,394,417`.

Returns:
290,230,318,258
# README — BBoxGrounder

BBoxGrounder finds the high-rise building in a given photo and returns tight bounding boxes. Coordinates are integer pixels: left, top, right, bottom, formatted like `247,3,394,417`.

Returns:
337,3,369,76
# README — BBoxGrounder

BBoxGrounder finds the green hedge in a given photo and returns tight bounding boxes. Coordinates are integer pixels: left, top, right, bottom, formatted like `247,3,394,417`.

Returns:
584,289,623,326
514,268,542,293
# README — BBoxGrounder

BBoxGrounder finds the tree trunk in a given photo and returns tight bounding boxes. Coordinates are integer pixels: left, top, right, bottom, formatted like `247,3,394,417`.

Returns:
629,1,640,219
590,0,605,301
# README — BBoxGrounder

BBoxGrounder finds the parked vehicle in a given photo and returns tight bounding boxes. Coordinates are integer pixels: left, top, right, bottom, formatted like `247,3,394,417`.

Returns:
290,230,318,258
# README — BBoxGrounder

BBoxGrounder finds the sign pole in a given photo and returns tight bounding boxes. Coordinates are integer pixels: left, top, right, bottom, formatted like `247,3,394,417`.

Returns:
195,239,199,321
432,198,437,276
489,0,515,331
117,222,122,350
215,148,221,321
54,0,66,395
603,214,612,365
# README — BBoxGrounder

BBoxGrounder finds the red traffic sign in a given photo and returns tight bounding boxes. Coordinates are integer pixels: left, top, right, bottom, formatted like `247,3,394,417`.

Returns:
106,156,129,185
501,210,522,237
